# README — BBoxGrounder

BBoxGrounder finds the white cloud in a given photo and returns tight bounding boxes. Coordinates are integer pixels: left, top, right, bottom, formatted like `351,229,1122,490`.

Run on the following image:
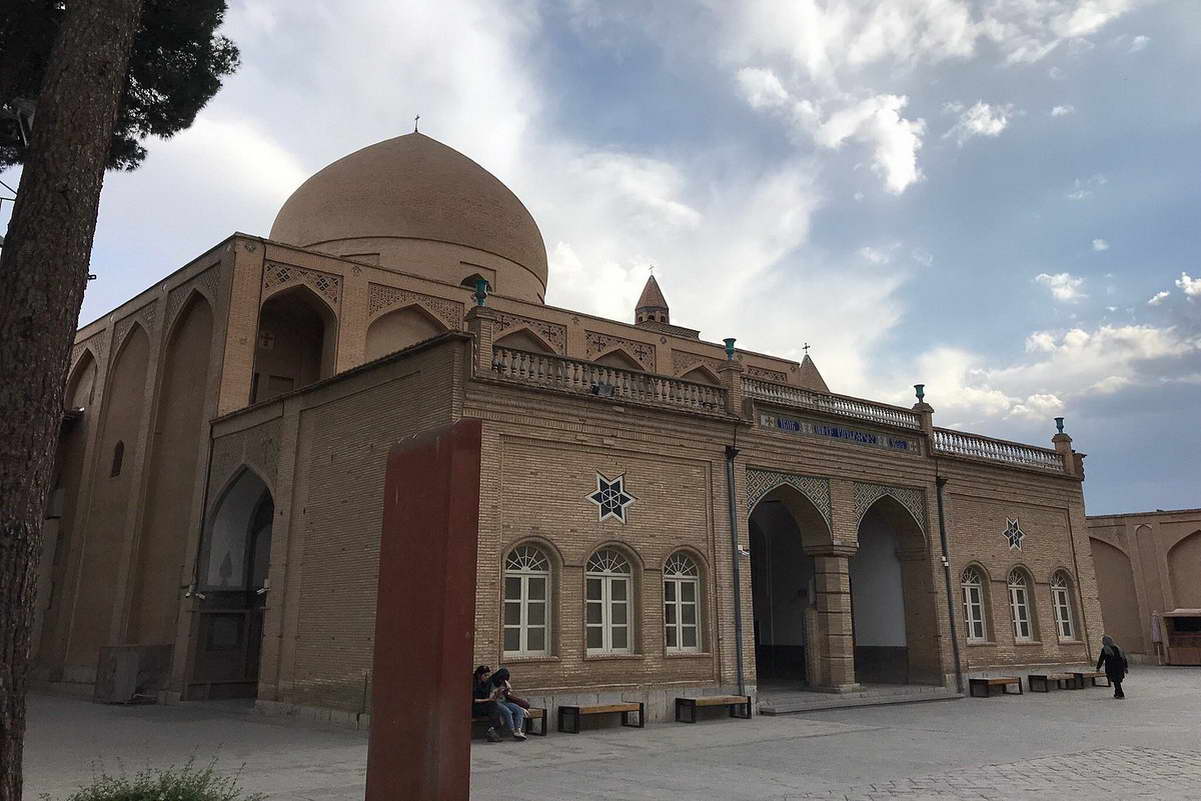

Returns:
814,94,926,194
1092,238,1109,251
1090,375,1131,394
911,248,934,267
1177,273,1201,299
1148,291,1170,306
1129,35,1151,52
1035,272,1086,301
858,246,891,264
943,101,1015,146
1026,331,1058,352
1051,104,1076,116
1009,392,1065,420
736,67,790,110
1066,174,1108,200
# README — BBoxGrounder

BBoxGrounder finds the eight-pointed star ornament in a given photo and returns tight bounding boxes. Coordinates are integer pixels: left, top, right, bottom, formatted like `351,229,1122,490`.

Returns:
1003,518,1025,550
586,472,636,523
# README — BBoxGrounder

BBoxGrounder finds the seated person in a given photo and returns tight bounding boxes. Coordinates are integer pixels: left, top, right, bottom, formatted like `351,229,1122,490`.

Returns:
488,666,527,741
472,665,502,742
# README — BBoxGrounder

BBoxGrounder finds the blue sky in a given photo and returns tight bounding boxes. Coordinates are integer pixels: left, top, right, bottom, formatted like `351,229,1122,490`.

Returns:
2,0,1198,514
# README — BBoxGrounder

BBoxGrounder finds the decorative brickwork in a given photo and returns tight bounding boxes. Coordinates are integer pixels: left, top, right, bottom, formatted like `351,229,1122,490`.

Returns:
366,282,463,330
496,311,566,354
71,332,107,372
263,261,341,309
853,481,927,532
112,301,159,356
207,419,282,509
746,364,789,383
672,350,726,378
166,267,221,331
746,468,832,527
585,330,656,371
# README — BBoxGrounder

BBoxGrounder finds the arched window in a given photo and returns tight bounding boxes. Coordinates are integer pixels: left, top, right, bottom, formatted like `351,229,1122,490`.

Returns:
1050,571,1076,640
586,549,632,654
110,440,125,477
961,566,987,642
664,552,701,653
503,545,551,657
1008,569,1034,642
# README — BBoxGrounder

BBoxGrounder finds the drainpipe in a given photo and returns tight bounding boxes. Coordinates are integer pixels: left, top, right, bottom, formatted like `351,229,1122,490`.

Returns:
725,441,745,696
935,476,964,694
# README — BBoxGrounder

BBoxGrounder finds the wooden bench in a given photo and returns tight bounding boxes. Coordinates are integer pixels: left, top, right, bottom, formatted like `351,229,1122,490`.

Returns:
675,695,753,723
969,677,1023,697
472,706,547,737
557,702,644,734
1027,673,1081,692
1072,671,1112,688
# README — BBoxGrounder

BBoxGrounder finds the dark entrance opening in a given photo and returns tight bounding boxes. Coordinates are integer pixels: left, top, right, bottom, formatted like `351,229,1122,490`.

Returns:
189,468,273,699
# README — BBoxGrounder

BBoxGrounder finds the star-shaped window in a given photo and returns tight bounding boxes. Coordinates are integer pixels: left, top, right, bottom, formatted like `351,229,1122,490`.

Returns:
1003,518,1025,550
586,472,636,523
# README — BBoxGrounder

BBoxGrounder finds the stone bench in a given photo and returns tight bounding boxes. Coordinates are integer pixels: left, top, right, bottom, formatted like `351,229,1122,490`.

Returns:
1027,673,1080,692
1072,671,1112,688
472,706,547,736
557,702,644,734
969,677,1023,697
674,695,753,723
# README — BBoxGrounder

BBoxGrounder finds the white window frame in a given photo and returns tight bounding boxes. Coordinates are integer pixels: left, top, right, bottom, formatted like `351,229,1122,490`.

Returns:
961,566,987,642
586,549,633,655
503,545,551,657
664,552,701,653
1008,569,1034,642
1050,571,1075,640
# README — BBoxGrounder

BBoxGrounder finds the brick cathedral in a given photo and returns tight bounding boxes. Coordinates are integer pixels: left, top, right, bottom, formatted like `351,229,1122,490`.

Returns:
35,132,1102,721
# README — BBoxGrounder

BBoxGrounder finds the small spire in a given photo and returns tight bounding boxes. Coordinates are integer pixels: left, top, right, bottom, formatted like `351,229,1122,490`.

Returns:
414,114,421,133
635,273,670,325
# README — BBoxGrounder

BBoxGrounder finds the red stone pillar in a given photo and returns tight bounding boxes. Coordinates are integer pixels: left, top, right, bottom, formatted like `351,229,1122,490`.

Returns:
365,419,483,801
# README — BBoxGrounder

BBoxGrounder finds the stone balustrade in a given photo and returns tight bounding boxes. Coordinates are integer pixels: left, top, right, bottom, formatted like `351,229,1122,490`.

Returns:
490,346,728,414
742,378,922,430
931,428,1065,472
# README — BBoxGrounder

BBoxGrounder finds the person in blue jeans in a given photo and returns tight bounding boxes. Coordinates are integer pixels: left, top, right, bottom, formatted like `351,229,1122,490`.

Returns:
472,665,503,742
489,667,527,740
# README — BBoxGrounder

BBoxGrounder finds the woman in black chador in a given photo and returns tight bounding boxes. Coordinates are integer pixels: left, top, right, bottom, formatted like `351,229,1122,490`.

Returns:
1096,635,1129,698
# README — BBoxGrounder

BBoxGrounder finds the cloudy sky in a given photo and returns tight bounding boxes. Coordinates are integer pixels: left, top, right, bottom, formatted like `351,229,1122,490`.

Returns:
3,0,1198,515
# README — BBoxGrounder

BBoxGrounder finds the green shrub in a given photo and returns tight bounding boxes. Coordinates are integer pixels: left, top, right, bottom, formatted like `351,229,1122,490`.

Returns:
50,758,266,801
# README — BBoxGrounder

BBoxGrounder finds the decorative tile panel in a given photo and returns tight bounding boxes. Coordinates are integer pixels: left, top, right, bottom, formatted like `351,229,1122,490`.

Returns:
495,312,567,354
207,419,282,512
263,261,341,309
853,482,927,532
746,469,832,528
366,283,464,331
585,331,656,372
71,332,107,372
112,300,159,355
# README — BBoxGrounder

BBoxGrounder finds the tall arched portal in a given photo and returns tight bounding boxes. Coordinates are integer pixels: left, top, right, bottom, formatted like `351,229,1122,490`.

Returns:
748,484,831,689
189,468,274,699
252,286,336,403
851,496,939,685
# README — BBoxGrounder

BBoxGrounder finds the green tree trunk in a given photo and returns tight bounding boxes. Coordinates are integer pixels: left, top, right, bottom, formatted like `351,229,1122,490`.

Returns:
0,1,144,798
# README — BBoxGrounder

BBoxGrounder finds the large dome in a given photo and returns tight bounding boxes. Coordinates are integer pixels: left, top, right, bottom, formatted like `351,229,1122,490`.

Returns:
269,133,548,298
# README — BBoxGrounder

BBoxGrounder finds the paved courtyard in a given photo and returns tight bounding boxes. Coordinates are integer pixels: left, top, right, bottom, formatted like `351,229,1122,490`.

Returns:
25,666,1201,800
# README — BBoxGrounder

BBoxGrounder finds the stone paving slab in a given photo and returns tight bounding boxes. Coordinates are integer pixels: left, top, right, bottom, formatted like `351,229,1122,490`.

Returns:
24,666,1201,801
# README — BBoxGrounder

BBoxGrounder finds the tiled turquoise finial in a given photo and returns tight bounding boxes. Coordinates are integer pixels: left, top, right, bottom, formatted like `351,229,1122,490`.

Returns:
1055,416,1065,434
723,338,736,360
914,384,925,402
473,277,489,307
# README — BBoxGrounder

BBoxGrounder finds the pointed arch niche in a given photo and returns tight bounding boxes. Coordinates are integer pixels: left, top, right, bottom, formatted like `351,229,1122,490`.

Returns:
364,304,448,361
131,292,214,645
1090,538,1144,652
494,327,555,355
69,324,150,667
747,482,831,685
253,286,336,403
850,495,938,684
1168,531,1201,610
